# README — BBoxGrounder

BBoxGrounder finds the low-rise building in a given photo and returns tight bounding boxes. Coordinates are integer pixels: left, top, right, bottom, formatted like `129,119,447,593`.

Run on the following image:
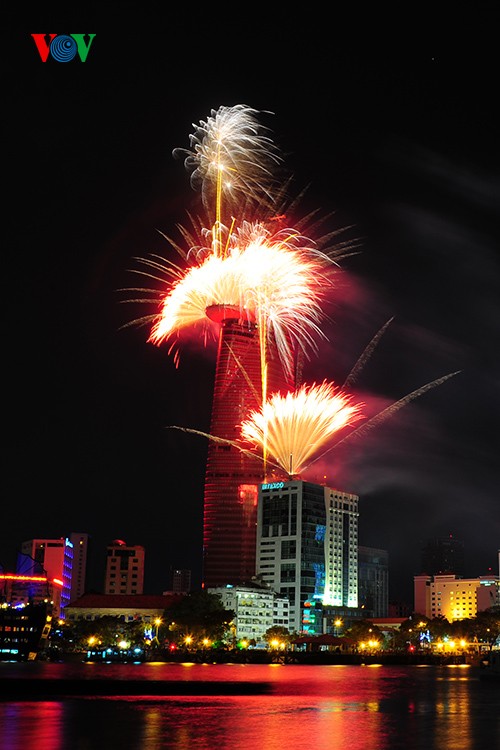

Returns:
209,584,290,644
65,593,183,624
414,574,499,621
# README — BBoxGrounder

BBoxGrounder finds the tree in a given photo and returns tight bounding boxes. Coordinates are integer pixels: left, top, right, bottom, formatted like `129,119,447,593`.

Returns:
165,591,235,645
345,620,383,647
474,607,500,648
264,626,290,648
62,616,145,651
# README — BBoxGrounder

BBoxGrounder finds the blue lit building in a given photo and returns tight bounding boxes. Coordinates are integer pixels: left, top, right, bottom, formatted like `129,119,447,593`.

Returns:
256,479,359,635
19,538,73,618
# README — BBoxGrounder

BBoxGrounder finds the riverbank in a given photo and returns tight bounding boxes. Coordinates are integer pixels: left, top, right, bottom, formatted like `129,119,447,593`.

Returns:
42,648,473,667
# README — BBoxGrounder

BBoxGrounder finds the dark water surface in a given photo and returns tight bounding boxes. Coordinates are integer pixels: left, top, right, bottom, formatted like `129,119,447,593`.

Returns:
0,661,498,749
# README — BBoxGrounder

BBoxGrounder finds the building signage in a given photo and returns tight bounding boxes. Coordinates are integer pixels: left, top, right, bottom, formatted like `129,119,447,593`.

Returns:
261,481,285,491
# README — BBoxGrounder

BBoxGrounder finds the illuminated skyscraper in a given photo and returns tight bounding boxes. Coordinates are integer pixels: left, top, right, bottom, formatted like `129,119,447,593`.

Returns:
256,479,359,634
202,307,294,588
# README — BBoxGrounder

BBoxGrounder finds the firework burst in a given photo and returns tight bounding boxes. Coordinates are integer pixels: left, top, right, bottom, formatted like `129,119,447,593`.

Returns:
122,105,360,377
240,380,364,477
166,369,460,480
125,102,459,491
147,222,335,379
173,104,283,226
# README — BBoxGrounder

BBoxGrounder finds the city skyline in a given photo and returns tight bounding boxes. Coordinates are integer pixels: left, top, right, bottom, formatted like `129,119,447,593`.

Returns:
3,32,499,605
2,528,498,616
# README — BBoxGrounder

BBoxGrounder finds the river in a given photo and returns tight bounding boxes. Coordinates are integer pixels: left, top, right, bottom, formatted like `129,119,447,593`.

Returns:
0,661,498,749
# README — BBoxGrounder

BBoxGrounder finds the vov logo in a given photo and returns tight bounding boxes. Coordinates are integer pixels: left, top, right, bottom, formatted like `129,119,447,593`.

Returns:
31,34,96,63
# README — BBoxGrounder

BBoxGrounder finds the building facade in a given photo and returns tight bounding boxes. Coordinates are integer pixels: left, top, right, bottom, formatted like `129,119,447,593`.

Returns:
202,310,294,589
414,573,500,621
420,536,465,577
256,479,359,634
0,569,61,614
104,540,145,595
209,583,290,644
20,537,73,618
358,545,389,618
65,593,182,624
166,567,192,594
69,532,89,603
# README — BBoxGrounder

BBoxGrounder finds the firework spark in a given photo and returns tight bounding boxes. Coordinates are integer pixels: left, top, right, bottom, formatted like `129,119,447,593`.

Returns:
173,104,283,225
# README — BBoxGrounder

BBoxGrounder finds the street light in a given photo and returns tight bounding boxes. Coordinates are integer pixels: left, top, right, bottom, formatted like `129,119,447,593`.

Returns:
154,617,162,644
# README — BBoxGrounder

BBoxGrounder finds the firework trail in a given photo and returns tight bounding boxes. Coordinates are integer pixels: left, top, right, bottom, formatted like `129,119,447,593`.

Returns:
165,370,460,479
307,370,461,472
342,317,394,388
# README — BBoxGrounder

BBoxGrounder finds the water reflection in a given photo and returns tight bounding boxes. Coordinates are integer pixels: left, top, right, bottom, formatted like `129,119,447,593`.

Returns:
2,702,65,750
0,662,498,750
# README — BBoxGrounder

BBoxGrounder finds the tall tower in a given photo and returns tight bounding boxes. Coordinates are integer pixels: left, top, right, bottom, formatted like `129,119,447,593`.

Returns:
202,306,294,588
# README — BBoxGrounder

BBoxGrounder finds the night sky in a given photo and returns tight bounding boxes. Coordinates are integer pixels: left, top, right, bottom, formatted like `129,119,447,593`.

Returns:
4,22,499,607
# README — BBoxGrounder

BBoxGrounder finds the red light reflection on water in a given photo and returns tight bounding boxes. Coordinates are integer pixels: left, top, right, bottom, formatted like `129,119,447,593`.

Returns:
1,702,64,750
0,662,488,750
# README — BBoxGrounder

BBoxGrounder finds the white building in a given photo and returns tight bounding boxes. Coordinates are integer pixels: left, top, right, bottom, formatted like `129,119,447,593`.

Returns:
256,479,359,635
209,584,290,644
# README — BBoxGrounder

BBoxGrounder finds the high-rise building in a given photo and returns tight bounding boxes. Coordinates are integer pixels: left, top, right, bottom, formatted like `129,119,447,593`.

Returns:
168,567,192,594
358,546,389,618
256,479,359,634
104,540,145,595
19,537,73,618
202,309,294,589
420,536,465,577
69,532,89,602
